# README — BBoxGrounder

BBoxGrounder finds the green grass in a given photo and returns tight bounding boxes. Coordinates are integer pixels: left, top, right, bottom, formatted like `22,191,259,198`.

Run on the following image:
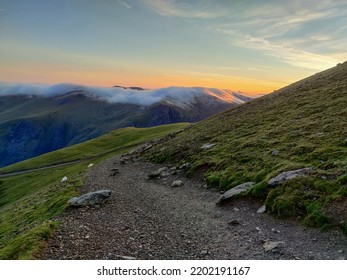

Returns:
146,62,347,232
0,123,188,259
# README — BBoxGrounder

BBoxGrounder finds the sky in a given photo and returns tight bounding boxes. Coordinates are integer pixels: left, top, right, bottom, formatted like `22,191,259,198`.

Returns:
0,0,346,94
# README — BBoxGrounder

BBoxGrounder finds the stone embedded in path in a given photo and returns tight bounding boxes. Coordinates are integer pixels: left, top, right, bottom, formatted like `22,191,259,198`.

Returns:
110,168,120,176
148,167,169,179
257,205,266,214
228,219,240,225
263,241,285,252
267,167,312,187
68,190,112,207
171,180,184,187
216,182,255,204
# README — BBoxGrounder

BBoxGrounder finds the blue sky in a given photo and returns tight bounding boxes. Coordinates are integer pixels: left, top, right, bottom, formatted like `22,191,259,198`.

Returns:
0,0,346,93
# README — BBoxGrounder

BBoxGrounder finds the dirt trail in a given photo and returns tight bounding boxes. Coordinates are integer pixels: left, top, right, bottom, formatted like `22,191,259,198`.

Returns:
44,154,347,260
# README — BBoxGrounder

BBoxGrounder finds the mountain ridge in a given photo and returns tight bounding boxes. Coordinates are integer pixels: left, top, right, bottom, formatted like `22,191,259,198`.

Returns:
0,85,253,167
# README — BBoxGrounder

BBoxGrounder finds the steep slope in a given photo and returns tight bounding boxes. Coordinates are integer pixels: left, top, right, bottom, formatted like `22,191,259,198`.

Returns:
146,62,347,231
0,86,252,167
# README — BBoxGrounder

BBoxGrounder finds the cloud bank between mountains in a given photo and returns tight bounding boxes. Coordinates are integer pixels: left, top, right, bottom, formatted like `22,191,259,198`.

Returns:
0,82,251,106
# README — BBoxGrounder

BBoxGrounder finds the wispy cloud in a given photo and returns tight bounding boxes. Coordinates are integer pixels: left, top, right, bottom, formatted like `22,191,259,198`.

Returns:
118,0,132,9
141,0,227,18
210,1,347,70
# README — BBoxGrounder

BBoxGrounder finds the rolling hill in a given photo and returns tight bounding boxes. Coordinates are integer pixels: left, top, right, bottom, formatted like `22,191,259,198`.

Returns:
0,84,252,167
146,62,347,231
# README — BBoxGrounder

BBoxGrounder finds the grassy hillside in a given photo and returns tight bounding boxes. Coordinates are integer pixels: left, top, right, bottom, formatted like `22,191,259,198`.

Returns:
146,62,347,232
0,123,188,259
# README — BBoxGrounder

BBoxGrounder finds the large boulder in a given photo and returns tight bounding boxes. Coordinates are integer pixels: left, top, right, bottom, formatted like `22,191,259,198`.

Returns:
68,190,112,207
216,182,255,204
268,167,312,187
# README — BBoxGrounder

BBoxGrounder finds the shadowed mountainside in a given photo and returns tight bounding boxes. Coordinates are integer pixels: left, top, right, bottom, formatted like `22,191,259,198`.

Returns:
0,87,252,167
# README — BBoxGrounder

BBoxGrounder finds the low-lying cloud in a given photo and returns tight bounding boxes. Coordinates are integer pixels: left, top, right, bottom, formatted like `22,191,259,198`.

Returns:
0,82,249,106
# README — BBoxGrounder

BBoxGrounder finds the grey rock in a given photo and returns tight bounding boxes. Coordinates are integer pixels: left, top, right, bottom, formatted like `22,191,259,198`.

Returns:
110,168,120,176
271,149,279,156
263,241,285,252
171,180,184,187
148,167,169,179
201,143,216,149
338,250,344,254
179,162,192,170
228,219,240,225
268,167,312,187
216,182,255,204
68,190,112,207
257,205,266,214
61,176,68,183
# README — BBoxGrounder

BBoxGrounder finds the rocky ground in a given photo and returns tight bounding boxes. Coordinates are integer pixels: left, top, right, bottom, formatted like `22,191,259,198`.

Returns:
43,151,347,260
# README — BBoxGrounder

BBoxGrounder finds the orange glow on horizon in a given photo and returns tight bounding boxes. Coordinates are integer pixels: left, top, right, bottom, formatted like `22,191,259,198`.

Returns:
0,63,290,96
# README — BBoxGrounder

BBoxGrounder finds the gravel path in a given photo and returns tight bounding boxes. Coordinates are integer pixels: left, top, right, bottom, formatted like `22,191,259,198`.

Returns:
44,154,347,260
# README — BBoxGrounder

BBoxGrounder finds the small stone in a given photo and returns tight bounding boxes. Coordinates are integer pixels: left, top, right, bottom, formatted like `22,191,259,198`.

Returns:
263,241,285,252
257,205,266,214
338,250,344,254
148,167,169,179
61,176,68,183
87,163,94,168
179,162,192,170
271,228,280,233
228,219,240,225
85,235,90,239
233,207,240,212
256,227,261,231
171,180,184,187
271,150,279,156
201,143,216,149
114,255,137,260
201,250,208,255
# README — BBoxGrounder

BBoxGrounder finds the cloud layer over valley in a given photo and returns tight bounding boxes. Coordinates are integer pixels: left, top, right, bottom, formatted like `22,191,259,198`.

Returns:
0,82,251,106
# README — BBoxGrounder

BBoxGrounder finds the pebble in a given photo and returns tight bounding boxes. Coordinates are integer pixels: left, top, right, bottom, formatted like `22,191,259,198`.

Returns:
257,205,266,214
228,219,240,225
171,180,184,187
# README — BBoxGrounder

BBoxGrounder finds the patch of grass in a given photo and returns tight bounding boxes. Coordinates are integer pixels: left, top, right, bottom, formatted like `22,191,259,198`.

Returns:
0,123,188,259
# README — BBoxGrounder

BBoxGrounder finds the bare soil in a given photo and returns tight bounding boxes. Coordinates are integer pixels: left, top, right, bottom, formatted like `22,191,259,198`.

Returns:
43,154,347,260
